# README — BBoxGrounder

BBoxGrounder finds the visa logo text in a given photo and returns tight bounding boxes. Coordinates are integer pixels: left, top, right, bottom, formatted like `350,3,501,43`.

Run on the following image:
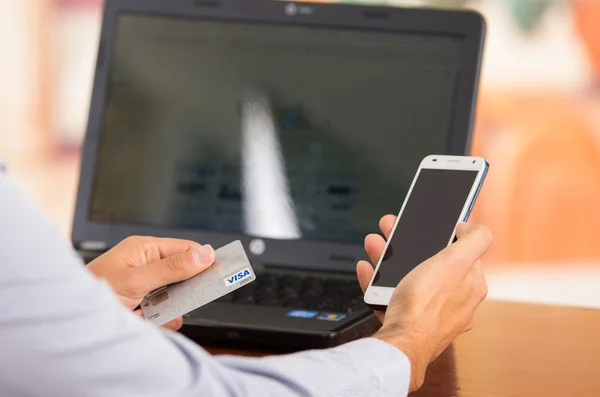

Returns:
224,268,252,286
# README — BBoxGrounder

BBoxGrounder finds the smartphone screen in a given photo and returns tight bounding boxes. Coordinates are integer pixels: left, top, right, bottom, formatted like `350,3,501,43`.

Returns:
372,169,479,288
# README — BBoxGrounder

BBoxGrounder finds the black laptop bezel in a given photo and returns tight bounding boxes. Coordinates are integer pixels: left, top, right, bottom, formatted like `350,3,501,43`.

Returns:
72,0,486,273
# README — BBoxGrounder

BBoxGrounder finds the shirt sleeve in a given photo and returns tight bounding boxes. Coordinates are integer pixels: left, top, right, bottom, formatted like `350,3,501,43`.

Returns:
0,168,410,397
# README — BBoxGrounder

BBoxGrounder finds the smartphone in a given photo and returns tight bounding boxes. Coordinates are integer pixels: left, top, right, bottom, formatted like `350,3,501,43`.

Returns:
364,155,488,310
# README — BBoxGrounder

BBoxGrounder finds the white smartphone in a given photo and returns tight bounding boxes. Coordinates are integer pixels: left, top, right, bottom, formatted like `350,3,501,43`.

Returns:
364,155,488,309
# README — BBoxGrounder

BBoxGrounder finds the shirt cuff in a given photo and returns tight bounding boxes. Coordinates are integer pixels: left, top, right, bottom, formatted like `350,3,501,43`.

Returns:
334,337,411,397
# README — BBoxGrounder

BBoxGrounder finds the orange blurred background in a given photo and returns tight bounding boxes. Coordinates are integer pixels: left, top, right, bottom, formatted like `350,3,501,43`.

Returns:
1,0,600,307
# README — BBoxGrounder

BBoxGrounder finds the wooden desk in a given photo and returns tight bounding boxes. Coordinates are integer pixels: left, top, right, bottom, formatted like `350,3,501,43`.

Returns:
207,300,600,396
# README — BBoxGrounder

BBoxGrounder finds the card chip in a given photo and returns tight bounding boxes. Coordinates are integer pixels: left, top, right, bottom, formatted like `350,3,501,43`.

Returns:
150,291,170,305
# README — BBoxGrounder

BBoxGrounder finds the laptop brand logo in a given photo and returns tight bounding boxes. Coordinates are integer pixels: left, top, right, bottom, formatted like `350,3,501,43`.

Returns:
284,3,298,15
284,3,313,16
249,239,266,255
224,268,252,286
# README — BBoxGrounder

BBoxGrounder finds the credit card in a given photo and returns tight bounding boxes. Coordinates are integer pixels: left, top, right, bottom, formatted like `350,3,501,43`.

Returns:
140,240,256,327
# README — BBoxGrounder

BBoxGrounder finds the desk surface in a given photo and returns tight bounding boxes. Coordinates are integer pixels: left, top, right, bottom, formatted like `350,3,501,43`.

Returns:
207,300,600,396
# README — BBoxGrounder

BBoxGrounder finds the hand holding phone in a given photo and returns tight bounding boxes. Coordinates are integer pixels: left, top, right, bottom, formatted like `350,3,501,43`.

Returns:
357,219,492,392
364,155,488,309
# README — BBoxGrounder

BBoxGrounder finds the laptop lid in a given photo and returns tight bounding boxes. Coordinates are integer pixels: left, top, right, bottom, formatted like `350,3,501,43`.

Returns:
72,0,485,273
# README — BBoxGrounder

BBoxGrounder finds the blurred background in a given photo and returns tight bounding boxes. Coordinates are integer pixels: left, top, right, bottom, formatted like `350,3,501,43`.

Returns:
2,0,600,307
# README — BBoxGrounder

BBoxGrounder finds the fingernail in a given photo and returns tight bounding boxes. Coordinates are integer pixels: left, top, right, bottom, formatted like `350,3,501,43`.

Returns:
192,245,214,264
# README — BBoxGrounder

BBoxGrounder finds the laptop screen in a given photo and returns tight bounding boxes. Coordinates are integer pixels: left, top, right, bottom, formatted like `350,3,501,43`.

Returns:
89,13,467,244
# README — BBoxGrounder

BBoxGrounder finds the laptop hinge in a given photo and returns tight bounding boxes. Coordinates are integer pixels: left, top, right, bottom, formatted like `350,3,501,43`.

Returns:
262,263,352,277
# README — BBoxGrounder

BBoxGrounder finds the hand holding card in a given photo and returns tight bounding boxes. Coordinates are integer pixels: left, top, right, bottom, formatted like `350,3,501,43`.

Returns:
140,240,256,327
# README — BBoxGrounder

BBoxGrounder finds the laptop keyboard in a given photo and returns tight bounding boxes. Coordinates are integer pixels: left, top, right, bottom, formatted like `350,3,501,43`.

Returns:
216,272,367,314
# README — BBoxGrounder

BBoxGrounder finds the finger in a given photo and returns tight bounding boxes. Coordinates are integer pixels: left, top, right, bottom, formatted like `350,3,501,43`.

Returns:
356,261,385,323
120,236,203,264
379,215,397,239
365,234,387,265
435,224,493,272
150,237,203,259
356,260,375,293
133,245,215,293
161,317,184,332
455,223,473,239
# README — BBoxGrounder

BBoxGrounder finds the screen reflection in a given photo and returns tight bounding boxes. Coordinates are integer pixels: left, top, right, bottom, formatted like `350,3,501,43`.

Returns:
241,88,301,239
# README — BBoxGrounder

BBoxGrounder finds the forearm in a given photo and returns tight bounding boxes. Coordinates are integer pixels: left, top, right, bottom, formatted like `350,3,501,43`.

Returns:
0,171,200,396
0,170,411,397
2,283,410,397
212,338,411,397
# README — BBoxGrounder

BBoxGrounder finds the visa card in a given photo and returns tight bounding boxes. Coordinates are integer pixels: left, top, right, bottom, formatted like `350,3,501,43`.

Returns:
140,240,256,327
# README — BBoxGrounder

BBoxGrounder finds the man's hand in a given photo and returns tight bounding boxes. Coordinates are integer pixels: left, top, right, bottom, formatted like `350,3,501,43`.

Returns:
356,215,492,392
87,236,215,331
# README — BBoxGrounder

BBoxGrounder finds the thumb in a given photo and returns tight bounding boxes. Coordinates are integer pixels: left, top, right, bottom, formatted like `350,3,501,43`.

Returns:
455,222,471,239
135,245,215,293
435,224,492,273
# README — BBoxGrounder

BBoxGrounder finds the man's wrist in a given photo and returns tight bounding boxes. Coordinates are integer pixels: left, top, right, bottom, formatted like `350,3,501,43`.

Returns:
374,325,427,392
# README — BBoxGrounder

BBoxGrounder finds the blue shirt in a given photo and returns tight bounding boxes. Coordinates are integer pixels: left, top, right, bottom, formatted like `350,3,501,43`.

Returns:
0,162,410,397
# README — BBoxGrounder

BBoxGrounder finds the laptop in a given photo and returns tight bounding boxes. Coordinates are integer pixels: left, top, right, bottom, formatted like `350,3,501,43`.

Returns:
73,0,486,351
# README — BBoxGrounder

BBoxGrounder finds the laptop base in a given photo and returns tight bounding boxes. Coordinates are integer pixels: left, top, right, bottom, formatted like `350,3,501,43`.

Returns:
180,312,382,351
